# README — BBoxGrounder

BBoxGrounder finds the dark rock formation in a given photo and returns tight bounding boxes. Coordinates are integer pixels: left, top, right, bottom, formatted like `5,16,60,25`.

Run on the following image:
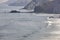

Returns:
42,1,54,13
24,0,49,10
42,0,60,13
10,10,20,13
24,0,60,13
23,1,36,9
34,6,44,13
49,16,54,18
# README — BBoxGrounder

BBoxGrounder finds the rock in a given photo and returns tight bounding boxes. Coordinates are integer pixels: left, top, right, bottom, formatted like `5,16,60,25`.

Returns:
10,10,20,13
49,16,54,18
23,1,36,10
24,0,60,13
34,6,44,13
24,0,50,10
42,1,54,13
42,0,60,13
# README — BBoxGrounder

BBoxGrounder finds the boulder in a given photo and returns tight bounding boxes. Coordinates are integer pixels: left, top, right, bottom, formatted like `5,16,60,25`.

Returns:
10,10,20,13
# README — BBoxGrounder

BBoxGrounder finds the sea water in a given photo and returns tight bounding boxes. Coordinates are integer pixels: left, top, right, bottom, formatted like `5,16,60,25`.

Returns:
0,6,60,40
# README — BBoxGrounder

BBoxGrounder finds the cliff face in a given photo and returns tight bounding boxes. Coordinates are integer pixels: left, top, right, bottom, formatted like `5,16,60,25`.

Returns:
24,0,60,13
24,0,51,9
42,0,60,13
23,1,36,9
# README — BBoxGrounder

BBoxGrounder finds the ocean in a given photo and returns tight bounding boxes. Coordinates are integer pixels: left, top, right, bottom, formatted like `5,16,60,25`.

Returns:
0,6,60,40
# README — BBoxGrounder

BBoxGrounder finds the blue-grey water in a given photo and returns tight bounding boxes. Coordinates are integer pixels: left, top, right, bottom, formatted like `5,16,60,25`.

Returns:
0,6,60,40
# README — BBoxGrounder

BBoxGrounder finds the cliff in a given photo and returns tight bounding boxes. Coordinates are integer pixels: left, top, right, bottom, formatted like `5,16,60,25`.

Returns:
42,0,60,13
24,0,50,9
24,0,60,13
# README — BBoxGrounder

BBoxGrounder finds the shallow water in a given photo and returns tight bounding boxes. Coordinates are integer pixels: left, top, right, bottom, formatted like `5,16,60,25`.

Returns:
0,6,60,40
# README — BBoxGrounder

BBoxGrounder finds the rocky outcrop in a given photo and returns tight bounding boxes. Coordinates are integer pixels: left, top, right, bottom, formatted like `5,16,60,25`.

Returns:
42,1,54,13
23,1,36,9
24,0,60,13
10,10,20,13
24,0,50,10
42,0,60,13
34,6,44,13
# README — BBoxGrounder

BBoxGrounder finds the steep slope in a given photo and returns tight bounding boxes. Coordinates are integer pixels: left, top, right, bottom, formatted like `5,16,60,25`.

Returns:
24,0,50,9
24,0,60,13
